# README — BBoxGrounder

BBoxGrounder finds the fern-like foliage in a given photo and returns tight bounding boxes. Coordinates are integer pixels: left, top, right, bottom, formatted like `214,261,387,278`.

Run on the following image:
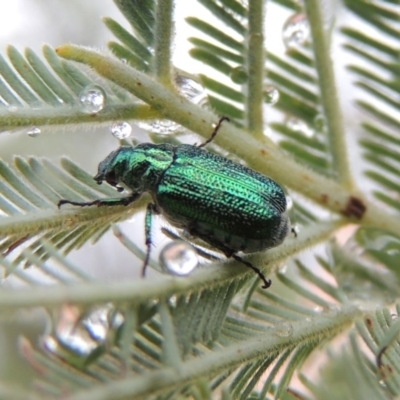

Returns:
0,0,400,399
342,0,400,215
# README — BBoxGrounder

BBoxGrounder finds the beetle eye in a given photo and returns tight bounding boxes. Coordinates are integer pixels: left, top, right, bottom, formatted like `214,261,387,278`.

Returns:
105,170,117,187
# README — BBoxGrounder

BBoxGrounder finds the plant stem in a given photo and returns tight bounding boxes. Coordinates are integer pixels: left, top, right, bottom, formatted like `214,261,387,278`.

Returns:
0,199,146,237
64,305,361,400
55,45,400,239
304,0,353,189
0,104,158,130
246,0,265,137
153,0,174,84
0,221,344,309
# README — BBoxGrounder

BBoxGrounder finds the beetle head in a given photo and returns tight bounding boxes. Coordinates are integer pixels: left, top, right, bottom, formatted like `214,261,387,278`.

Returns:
93,147,131,191
93,144,174,193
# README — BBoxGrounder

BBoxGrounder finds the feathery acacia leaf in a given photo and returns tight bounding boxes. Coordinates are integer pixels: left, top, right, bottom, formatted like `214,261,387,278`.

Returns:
0,0,400,398
342,0,400,215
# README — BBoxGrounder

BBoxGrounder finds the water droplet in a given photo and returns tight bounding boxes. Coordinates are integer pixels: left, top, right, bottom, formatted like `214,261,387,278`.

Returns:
56,323,99,357
44,303,124,364
175,75,207,106
313,113,327,133
126,215,136,224
379,378,388,389
26,127,41,138
286,117,314,138
159,240,199,276
42,335,59,353
137,75,207,135
137,119,182,135
391,314,398,320
264,85,280,106
81,304,124,342
110,121,132,139
282,13,310,50
42,330,103,369
230,66,248,84
278,264,288,274
79,85,106,114
286,195,293,210
274,321,293,337
323,304,340,316
313,305,323,313
169,295,178,307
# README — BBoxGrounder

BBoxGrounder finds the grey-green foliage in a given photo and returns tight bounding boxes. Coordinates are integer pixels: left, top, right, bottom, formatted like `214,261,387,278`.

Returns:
0,0,399,399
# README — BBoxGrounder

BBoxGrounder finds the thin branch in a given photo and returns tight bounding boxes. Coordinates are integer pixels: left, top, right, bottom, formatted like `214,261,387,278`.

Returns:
304,0,353,189
0,198,146,237
0,220,344,309
55,45,400,240
246,0,265,137
153,0,174,84
65,305,361,400
0,104,158,130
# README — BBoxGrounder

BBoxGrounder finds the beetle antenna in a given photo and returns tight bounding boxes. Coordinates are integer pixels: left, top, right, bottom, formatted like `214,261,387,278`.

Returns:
198,116,230,148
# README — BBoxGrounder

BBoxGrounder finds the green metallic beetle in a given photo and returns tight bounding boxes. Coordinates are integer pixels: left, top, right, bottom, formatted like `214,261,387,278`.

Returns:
58,118,290,288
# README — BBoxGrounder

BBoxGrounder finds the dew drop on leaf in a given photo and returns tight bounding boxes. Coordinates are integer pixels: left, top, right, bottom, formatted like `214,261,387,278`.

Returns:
79,85,106,114
264,85,280,106
274,321,293,337
314,113,327,133
159,241,199,276
42,303,124,365
110,121,132,139
176,75,207,106
137,119,182,135
81,304,124,342
278,263,288,274
286,117,315,138
286,195,293,210
26,127,41,138
282,13,310,50
323,304,340,317
137,75,207,135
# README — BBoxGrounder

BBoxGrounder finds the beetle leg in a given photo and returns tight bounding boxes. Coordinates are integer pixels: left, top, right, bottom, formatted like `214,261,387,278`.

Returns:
230,253,272,289
197,116,230,148
142,203,158,277
58,193,140,209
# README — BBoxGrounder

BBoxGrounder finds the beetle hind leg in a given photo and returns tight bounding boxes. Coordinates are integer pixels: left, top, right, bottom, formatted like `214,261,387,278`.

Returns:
230,253,272,289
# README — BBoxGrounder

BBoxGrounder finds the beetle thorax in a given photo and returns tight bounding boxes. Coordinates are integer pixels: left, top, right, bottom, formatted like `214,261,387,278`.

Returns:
96,144,175,193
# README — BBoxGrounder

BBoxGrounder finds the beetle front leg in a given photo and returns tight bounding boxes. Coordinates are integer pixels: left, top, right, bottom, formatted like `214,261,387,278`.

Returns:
58,193,140,209
142,203,158,277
